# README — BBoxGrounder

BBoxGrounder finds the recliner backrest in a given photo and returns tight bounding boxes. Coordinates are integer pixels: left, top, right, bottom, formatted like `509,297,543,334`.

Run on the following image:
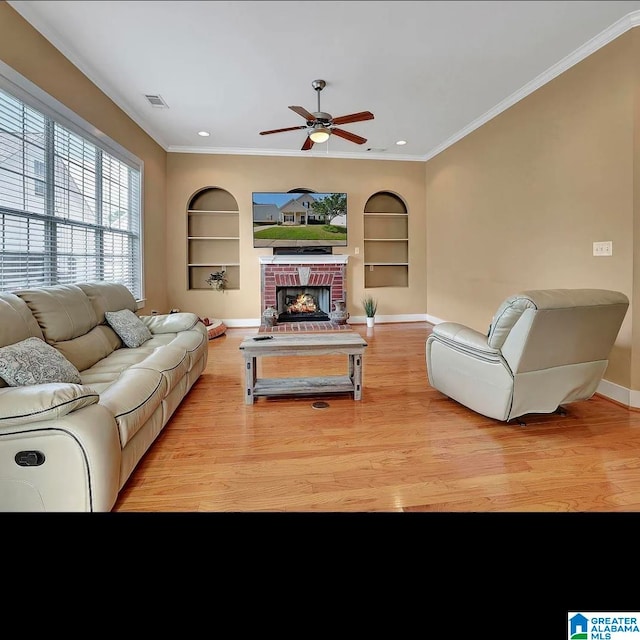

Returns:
496,289,629,373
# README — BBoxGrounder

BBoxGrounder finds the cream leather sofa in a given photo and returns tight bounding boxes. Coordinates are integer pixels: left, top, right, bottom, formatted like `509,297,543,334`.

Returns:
426,289,629,423
0,282,208,512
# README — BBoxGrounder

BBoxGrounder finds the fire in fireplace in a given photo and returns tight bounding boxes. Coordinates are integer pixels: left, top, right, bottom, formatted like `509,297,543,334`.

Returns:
277,286,330,322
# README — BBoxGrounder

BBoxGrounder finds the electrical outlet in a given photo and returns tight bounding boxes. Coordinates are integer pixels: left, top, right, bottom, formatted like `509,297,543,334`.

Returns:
593,241,613,256
355,247,359,255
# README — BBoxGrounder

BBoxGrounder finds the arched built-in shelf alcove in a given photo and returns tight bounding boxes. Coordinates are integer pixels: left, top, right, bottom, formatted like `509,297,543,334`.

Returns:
363,191,408,288
186,187,240,290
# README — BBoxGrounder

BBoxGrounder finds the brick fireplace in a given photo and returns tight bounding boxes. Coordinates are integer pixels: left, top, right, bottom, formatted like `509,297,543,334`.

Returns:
259,255,349,330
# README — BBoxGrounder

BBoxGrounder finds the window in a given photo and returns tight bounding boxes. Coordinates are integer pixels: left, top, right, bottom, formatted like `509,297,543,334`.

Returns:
0,79,143,298
33,160,45,197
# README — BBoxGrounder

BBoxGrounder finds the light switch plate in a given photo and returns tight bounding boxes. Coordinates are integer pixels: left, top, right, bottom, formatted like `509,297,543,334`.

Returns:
593,241,613,256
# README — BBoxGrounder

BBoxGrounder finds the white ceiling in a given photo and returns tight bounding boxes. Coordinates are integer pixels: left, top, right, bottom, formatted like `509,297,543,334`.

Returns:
8,0,640,161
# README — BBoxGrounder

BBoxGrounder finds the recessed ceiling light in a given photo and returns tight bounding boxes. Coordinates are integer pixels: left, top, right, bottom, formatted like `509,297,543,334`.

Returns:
396,140,407,146
198,131,210,137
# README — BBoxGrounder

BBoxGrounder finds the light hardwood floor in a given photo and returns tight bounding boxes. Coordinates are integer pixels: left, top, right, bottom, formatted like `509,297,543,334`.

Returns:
113,322,640,512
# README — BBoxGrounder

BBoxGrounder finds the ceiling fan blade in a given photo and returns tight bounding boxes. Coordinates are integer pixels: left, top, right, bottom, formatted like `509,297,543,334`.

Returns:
259,125,307,135
289,105,316,121
331,128,367,145
301,136,314,151
331,111,374,126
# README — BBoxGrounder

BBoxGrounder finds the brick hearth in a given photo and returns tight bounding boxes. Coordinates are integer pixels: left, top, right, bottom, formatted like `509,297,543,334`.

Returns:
258,321,353,333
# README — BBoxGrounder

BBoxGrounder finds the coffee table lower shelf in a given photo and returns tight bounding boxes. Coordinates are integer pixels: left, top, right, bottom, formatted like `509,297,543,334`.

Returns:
253,375,356,399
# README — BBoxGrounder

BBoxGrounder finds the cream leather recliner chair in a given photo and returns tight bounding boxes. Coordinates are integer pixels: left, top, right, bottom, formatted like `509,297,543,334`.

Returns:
426,289,629,423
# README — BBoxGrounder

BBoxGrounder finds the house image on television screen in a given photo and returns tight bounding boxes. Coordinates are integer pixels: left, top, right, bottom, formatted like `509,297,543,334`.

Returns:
252,192,347,247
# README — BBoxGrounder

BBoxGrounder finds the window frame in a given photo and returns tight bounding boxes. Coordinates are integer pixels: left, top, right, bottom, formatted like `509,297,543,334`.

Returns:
0,59,145,301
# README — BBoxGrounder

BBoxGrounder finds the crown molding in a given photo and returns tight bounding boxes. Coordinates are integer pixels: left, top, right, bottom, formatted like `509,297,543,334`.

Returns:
166,144,424,161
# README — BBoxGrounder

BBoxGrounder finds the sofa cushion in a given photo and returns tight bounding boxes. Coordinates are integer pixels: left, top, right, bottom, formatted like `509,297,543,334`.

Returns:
16,284,98,343
53,325,122,372
0,337,82,386
0,383,99,427
97,367,165,448
105,309,152,348
129,345,190,396
78,282,137,324
0,293,46,389
0,293,45,348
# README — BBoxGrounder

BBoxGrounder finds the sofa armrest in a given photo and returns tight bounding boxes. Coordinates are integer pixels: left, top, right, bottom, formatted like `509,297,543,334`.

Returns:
430,322,502,361
0,383,99,428
140,312,200,334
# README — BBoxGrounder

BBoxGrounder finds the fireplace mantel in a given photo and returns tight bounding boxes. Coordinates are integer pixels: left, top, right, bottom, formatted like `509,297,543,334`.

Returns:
259,254,349,265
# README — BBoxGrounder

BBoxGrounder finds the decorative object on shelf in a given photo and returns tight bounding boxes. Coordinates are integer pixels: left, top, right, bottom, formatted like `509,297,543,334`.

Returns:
329,299,349,325
362,296,378,327
262,305,279,327
206,270,227,291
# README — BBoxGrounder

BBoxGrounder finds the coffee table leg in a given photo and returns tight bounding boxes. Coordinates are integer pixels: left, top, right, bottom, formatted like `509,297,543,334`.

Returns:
352,352,363,400
244,355,256,405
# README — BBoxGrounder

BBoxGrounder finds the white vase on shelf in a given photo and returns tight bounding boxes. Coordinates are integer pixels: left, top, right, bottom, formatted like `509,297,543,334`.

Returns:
366,316,375,328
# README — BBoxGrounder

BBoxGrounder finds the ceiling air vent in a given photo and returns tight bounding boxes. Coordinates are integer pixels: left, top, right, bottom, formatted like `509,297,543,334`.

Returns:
144,94,169,108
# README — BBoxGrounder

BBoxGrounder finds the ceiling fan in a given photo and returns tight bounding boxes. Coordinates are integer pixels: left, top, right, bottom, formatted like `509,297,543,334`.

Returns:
259,79,374,151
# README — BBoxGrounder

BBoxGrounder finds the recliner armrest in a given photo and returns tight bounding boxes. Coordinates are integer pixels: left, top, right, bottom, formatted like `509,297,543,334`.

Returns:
430,322,502,361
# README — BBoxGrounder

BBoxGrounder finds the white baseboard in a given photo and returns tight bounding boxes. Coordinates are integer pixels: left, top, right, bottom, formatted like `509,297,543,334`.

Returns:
349,313,428,324
222,318,261,328
597,378,640,409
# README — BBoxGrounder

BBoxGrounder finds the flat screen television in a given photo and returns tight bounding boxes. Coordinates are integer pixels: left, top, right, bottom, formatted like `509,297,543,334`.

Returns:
252,192,347,248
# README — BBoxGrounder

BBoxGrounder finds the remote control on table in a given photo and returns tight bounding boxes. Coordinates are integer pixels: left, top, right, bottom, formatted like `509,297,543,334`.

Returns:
253,335,274,341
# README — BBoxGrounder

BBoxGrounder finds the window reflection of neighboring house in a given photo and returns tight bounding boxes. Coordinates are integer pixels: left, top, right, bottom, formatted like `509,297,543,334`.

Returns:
0,132,95,218
0,132,97,283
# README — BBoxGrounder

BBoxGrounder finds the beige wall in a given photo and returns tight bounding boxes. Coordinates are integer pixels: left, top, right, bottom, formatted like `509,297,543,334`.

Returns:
425,29,637,389
2,0,639,392
0,2,168,313
166,153,426,322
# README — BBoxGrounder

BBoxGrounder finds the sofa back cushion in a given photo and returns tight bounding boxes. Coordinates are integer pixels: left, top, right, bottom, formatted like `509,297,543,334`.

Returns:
0,293,45,388
0,293,44,347
78,282,137,324
16,284,99,343
54,325,123,373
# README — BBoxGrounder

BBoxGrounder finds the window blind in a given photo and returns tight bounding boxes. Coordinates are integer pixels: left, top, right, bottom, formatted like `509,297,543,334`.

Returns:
0,84,142,298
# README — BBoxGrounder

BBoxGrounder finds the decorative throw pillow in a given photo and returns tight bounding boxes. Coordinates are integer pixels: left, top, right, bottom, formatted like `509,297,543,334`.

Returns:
0,337,82,386
105,308,152,348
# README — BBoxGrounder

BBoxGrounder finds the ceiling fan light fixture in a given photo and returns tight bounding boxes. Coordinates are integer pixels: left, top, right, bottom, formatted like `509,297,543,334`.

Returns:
309,126,331,143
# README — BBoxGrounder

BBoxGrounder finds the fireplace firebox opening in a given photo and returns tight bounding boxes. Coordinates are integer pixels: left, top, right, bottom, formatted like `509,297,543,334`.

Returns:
276,286,331,322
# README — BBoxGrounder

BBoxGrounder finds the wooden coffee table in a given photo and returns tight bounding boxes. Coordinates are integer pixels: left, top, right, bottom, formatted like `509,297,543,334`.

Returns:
239,333,368,404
